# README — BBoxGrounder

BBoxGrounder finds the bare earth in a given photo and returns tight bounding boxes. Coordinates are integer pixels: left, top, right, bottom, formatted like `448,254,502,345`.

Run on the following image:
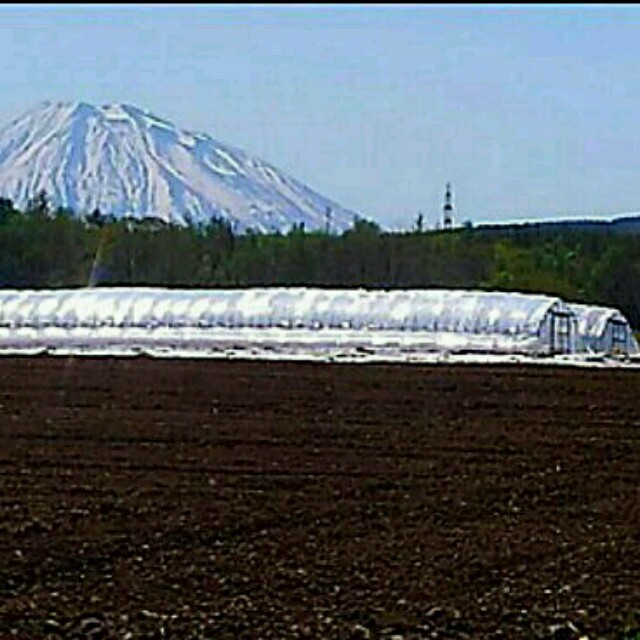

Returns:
1,357,639,639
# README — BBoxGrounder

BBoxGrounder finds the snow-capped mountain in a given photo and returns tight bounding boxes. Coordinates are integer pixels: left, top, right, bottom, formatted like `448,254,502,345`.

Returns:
0,101,359,232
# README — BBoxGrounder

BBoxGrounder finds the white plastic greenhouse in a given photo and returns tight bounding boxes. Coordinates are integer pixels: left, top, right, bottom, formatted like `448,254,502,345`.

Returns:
0,286,625,357
569,303,639,355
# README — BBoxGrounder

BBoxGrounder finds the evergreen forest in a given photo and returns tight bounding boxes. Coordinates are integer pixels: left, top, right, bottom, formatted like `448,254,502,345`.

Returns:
1,194,638,328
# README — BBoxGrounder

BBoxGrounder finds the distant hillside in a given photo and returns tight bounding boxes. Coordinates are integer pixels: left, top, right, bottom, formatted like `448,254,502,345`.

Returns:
473,214,640,235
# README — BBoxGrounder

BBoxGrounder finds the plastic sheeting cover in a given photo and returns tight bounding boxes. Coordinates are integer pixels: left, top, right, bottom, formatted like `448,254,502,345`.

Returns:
569,302,639,353
0,287,567,337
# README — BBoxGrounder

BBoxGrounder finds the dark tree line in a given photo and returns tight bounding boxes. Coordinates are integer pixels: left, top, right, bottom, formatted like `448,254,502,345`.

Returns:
0,194,639,327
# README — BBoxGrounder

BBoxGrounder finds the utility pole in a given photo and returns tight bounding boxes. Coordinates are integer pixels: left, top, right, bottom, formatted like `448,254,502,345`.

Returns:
325,205,332,235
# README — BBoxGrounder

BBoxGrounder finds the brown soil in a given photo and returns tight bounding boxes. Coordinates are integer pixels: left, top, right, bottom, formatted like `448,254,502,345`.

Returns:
1,357,639,639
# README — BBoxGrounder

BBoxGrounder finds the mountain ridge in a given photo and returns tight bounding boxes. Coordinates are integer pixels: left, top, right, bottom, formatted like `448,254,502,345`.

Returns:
0,101,359,233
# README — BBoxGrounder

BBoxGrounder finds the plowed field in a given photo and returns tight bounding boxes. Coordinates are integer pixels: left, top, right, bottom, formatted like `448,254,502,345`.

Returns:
1,357,639,639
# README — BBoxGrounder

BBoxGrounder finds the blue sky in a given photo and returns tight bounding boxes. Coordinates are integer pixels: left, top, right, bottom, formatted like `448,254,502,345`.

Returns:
1,4,640,229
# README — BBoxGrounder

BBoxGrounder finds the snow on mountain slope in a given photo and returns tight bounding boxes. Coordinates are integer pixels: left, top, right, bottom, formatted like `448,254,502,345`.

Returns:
0,101,359,232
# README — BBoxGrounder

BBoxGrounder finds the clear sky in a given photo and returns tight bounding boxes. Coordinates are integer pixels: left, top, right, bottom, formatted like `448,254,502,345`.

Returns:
1,4,640,229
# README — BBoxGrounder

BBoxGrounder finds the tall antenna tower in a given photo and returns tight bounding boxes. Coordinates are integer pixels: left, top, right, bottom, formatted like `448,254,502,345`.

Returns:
443,183,454,230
